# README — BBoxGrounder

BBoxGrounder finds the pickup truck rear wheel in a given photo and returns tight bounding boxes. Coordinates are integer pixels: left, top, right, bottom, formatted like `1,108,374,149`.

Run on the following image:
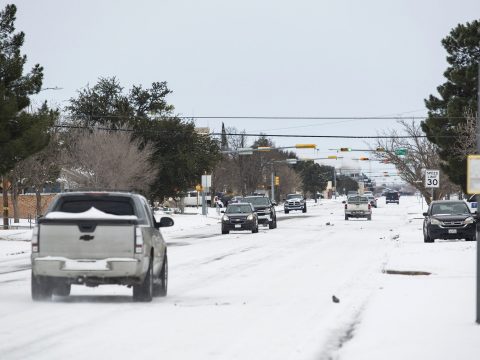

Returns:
302,206,307,213
31,272,53,301
133,258,153,302
367,215,372,221
345,215,349,220
154,254,168,297
284,209,289,214
53,283,71,297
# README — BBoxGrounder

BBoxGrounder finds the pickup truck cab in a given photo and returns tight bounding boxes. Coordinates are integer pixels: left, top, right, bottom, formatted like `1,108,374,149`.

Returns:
31,192,173,302
344,195,372,220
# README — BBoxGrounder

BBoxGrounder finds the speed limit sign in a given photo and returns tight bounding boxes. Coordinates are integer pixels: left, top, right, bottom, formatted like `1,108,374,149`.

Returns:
425,169,440,188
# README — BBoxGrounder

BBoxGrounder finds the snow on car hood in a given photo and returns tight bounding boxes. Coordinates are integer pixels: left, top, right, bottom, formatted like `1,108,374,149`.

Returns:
45,207,138,220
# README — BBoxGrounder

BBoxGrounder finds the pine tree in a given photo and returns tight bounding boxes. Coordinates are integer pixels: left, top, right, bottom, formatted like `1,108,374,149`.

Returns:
421,19,480,191
0,4,50,176
221,122,227,150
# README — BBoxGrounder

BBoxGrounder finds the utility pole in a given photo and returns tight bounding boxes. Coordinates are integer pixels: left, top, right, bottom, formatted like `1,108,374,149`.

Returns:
2,177,9,229
271,166,275,203
476,56,480,324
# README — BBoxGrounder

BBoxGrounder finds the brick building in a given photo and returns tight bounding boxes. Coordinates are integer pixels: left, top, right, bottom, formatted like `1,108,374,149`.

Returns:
5,194,57,219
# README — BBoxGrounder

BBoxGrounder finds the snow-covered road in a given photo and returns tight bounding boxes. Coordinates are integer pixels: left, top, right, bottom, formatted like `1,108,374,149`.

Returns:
0,197,479,360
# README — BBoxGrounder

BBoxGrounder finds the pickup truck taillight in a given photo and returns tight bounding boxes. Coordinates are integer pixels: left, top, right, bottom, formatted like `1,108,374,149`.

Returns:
368,204,371,210
344,204,347,209
135,227,144,254
31,225,39,253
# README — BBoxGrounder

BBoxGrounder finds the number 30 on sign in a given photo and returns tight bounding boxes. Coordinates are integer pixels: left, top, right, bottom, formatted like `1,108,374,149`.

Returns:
425,169,440,188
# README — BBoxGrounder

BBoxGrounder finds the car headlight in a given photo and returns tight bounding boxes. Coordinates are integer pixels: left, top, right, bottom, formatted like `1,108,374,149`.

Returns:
464,217,475,224
222,215,229,221
247,214,254,221
430,218,441,225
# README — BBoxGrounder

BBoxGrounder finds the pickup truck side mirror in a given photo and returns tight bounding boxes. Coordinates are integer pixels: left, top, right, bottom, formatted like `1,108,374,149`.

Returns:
156,217,174,229
342,201,346,204
422,212,428,217
221,210,225,213
272,202,277,206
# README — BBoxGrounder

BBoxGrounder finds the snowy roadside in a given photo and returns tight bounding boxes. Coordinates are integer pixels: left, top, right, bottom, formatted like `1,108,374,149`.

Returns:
337,198,480,360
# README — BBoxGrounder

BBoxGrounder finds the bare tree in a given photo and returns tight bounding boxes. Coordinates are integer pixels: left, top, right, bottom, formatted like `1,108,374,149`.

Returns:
61,129,157,193
10,131,62,218
374,120,459,204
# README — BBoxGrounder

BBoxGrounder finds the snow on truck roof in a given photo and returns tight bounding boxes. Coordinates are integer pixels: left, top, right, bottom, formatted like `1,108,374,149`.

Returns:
45,207,138,220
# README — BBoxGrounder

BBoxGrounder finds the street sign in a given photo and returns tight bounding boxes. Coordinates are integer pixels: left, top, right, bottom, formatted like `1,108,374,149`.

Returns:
395,148,407,156
467,155,480,194
201,175,212,189
425,169,440,188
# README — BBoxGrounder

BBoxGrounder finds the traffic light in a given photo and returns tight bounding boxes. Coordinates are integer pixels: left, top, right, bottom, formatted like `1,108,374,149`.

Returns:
340,148,351,152
295,144,316,149
275,176,280,186
376,147,385,152
359,156,369,161
327,155,337,159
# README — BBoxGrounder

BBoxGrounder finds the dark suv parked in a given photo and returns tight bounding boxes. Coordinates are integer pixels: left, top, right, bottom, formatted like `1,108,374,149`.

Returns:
243,196,277,229
423,200,476,243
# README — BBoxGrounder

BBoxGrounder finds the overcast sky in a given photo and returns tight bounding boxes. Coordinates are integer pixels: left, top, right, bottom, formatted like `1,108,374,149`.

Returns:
12,0,480,184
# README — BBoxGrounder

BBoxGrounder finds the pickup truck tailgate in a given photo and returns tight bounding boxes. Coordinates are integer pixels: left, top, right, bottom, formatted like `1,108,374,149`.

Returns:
38,220,136,259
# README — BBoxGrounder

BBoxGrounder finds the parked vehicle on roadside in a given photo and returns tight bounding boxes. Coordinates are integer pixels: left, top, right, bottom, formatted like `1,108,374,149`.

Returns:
221,203,258,234
243,196,277,229
386,192,399,204
183,190,212,207
344,195,372,220
422,200,476,243
31,192,173,302
284,193,306,214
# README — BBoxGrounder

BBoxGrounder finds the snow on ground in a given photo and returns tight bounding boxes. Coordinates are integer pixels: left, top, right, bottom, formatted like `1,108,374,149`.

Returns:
0,196,479,359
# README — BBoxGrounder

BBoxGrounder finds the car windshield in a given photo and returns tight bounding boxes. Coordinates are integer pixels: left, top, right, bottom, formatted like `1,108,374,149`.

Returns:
226,204,252,214
244,197,269,206
431,203,470,215
287,194,302,200
387,193,398,198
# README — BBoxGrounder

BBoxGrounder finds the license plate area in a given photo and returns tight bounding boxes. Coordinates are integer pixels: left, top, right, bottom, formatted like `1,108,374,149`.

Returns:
235,224,241,228
448,229,457,234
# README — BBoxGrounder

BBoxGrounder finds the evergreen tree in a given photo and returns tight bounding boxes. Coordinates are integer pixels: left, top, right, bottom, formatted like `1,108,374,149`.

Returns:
0,4,51,175
295,162,333,197
421,20,480,191
221,122,227,150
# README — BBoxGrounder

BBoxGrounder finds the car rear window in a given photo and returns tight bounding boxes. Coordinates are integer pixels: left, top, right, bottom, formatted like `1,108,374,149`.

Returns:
57,197,135,216
348,196,368,203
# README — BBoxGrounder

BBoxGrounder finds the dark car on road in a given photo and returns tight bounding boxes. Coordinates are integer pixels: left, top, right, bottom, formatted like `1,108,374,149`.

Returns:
386,192,399,204
243,196,277,229
221,203,258,234
423,200,476,243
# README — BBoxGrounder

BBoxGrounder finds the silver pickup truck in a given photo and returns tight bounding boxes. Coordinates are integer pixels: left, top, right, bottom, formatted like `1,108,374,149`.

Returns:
31,192,173,302
344,195,372,220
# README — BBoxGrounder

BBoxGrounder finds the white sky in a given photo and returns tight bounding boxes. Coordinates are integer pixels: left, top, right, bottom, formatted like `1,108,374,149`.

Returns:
13,0,480,184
